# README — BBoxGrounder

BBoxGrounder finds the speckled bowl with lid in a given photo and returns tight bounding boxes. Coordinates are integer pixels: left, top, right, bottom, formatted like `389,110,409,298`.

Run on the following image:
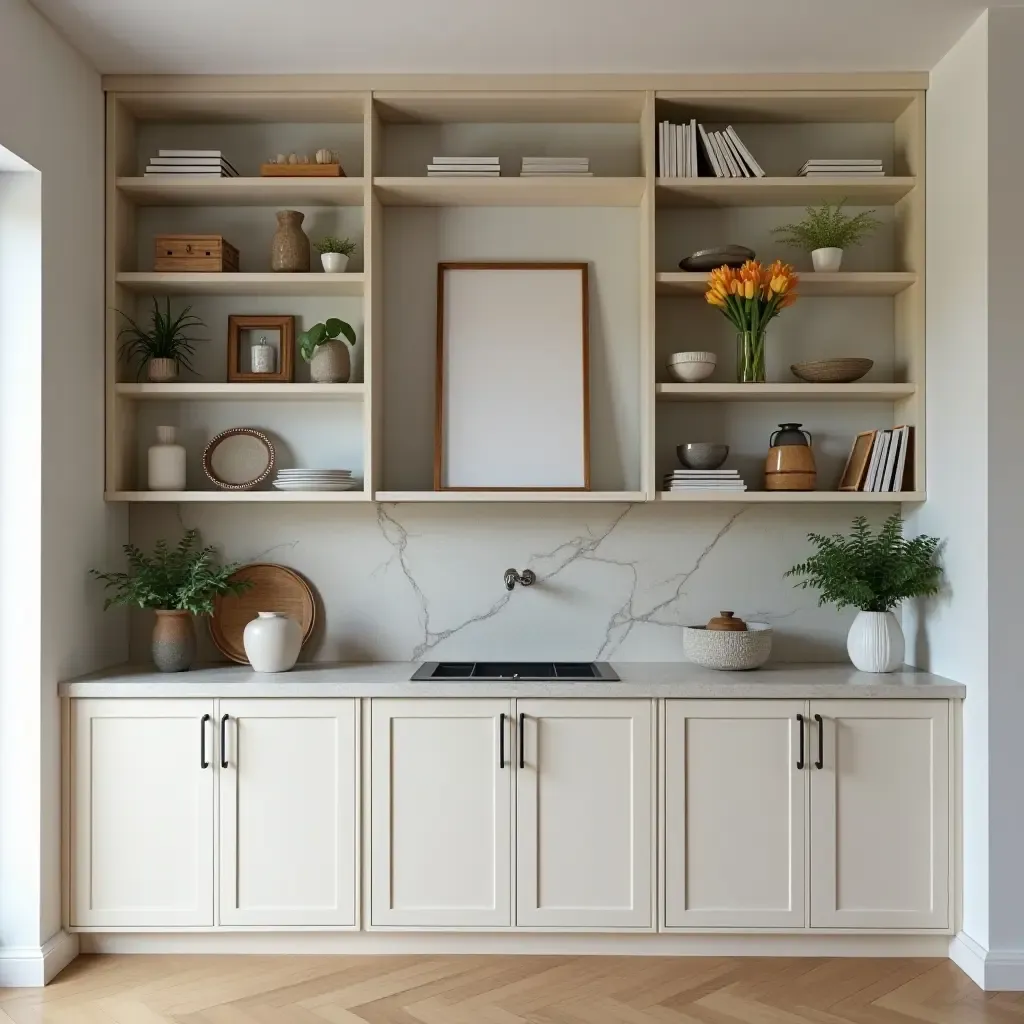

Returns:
683,611,773,671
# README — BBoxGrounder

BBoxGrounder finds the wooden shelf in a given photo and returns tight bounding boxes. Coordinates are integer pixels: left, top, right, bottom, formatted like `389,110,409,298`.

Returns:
117,176,365,207
373,177,646,208
114,383,366,401
655,177,916,208
115,272,365,296
656,383,916,402
375,491,647,503
656,491,925,503
656,272,917,297
106,490,371,503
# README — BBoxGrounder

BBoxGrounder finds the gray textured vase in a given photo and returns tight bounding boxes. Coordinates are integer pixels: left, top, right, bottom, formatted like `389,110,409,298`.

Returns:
152,610,196,673
270,209,310,272
309,339,351,383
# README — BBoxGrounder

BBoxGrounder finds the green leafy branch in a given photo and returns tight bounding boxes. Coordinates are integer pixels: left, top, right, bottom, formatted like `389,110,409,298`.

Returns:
298,317,357,362
772,200,881,252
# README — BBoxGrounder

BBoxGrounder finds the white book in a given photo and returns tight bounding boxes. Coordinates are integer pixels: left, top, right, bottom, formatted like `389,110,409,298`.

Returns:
158,149,223,158
427,171,500,176
713,132,737,177
428,164,501,170
149,155,238,170
520,172,593,176
664,123,672,177
666,471,741,477
803,171,886,178
709,132,733,177
726,126,766,177
678,123,686,177
863,433,884,492
880,430,902,491
698,123,724,177
431,156,500,164
522,158,589,165
889,426,910,492
684,123,691,177
869,431,893,491
800,158,882,167
668,483,748,490
689,118,698,178
658,122,666,177
144,171,226,179
144,167,232,175
721,131,750,177
673,123,682,178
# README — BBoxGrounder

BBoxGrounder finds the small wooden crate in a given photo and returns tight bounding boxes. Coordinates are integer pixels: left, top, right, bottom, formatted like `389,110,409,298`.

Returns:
154,235,240,272
259,163,344,177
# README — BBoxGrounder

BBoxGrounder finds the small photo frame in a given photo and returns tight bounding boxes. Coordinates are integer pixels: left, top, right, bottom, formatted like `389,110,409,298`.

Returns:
838,429,877,491
227,315,295,382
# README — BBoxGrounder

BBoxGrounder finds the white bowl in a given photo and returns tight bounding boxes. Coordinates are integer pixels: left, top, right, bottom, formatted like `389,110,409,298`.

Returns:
683,622,773,670
668,351,717,383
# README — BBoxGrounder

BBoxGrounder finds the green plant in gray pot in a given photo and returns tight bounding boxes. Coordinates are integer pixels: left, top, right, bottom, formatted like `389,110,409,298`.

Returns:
116,297,207,382
299,317,357,383
91,530,251,672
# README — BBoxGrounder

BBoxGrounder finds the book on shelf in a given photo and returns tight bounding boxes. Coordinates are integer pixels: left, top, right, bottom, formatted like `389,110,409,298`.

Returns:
859,425,911,492
799,158,885,177
431,156,500,164
426,171,501,177
144,171,232,178
697,123,722,177
657,120,764,178
726,126,766,177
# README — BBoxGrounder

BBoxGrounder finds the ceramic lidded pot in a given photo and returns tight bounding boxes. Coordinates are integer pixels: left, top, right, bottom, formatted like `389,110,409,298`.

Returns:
271,210,310,272
764,422,816,491
683,610,773,670
152,609,196,672
243,611,303,672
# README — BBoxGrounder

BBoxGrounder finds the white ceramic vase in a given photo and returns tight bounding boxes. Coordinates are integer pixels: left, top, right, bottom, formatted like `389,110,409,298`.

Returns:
811,247,844,272
320,252,349,273
147,425,186,491
243,612,302,673
847,610,904,673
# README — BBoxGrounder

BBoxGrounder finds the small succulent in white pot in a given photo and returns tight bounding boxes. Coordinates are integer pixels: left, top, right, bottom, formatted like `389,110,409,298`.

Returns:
315,236,357,273
772,199,881,272
299,317,357,383
786,514,942,673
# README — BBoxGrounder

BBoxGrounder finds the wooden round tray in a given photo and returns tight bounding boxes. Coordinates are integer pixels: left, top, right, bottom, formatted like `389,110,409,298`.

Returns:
210,563,316,664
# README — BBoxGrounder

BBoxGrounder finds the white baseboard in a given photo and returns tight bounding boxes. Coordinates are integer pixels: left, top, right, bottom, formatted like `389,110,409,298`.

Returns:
0,930,78,987
949,932,1024,991
79,931,951,957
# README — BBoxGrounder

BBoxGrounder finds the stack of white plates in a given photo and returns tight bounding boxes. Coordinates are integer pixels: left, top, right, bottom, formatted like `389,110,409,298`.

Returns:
273,469,359,492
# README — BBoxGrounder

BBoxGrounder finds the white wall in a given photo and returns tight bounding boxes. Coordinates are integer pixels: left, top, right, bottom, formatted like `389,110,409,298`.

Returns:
0,0,123,981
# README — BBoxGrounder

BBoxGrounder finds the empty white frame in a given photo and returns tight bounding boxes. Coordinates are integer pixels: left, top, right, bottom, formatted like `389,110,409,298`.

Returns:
435,263,590,490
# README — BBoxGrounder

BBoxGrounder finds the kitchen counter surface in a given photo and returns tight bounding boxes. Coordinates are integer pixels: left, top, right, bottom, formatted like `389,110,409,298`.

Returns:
59,661,966,698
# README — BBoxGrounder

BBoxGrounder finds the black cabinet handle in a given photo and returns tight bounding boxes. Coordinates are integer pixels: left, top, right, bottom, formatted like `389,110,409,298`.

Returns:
814,713,824,769
499,713,506,768
519,712,526,769
200,714,210,769
796,713,805,770
220,713,229,769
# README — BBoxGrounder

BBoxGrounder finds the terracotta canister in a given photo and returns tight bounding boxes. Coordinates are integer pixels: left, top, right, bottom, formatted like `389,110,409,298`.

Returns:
271,210,310,272
152,609,196,673
765,422,816,491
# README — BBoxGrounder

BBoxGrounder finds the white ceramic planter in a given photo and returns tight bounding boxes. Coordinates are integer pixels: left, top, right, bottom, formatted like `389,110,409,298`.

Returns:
147,425,186,491
147,357,178,383
811,247,844,272
847,610,904,673
243,612,303,673
320,252,349,273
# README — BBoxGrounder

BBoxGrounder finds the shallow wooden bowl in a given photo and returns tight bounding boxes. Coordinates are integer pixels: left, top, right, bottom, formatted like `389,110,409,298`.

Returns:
790,358,874,383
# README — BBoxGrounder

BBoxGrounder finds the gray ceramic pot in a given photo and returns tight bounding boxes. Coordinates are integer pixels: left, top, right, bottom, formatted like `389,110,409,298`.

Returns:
152,610,196,673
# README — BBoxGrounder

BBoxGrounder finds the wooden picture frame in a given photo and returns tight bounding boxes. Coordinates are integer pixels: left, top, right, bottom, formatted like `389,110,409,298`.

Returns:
434,262,590,491
838,430,877,491
227,315,295,382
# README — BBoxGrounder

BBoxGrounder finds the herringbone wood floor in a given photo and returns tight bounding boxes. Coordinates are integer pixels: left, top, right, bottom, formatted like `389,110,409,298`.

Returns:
0,955,1014,1023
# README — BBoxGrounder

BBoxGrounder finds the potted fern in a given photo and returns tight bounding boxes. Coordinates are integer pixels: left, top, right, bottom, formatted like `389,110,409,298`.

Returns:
91,530,250,672
116,297,206,382
314,236,357,273
772,199,881,272
786,514,942,672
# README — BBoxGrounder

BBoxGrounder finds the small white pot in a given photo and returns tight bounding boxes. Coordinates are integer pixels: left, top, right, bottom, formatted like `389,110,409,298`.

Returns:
147,357,178,383
243,612,303,673
320,252,349,273
811,247,844,272
847,610,904,673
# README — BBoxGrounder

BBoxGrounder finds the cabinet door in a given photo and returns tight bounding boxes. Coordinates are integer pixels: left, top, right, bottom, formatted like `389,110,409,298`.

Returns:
71,698,215,927
809,699,950,929
219,699,358,927
516,699,654,928
370,698,512,927
663,700,806,929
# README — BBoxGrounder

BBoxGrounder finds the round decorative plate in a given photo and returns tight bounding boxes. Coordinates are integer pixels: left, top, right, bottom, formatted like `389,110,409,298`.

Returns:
203,428,275,490
678,245,756,272
210,563,316,664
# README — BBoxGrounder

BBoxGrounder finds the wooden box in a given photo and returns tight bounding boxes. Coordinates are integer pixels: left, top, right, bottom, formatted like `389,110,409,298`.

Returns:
154,235,239,272
259,163,344,177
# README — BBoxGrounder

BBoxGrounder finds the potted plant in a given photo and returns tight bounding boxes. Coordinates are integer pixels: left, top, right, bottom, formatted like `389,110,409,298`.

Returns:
772,199,881,272
786,514,942,673
91,530,250,673
298,317,357,383
705,260,798,383
116,297,206,382
314,236,357,274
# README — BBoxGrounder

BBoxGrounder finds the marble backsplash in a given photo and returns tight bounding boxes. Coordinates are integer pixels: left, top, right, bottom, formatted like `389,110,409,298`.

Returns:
126,503,888,664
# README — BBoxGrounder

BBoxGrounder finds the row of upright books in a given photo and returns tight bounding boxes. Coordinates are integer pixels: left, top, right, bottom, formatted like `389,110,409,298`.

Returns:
853,426,912,492
143,149,238,178
657,121,765,179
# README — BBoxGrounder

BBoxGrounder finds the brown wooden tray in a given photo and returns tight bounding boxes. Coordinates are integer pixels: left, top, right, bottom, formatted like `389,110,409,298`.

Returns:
210,563,316,664
259,163,344,177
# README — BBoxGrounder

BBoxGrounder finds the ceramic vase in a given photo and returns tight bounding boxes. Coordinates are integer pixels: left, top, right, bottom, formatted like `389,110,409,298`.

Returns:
320,252,349,273
152,610,196,673
309,339,351,383
271,210,310,272
847,610,904,673
736,329,767,383
147,425,186,491
243,612,302,672
148,357,178,383
811,247,843,272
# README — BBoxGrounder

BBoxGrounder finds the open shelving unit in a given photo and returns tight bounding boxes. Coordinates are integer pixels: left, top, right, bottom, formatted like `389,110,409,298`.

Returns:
104,76,925,505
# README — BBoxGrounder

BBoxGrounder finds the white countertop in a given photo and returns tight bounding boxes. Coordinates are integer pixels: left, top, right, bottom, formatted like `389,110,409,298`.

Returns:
59,662,965,699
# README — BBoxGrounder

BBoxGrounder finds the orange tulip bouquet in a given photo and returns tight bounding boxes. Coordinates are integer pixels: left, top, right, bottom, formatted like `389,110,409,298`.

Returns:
705,260,799,382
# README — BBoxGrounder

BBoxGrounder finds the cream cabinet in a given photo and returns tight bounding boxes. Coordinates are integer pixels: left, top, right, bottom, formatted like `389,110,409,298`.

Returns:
219,699,358,927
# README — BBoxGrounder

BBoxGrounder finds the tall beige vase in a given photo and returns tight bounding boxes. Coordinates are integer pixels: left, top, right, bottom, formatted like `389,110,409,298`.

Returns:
271,210,310,272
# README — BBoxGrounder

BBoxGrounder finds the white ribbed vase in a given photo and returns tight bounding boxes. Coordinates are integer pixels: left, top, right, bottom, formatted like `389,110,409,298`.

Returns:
847,610,904,673
243,612,302,673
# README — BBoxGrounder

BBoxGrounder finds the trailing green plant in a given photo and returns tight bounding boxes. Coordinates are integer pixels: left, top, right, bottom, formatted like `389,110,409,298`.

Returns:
116,297,206,379
298,317,357,362
785,514,942,613
772,200,881,252
90,530,251,616
314,235,357,256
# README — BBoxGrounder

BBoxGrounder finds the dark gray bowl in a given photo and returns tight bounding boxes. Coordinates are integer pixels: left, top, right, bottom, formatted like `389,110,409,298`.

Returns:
677,443,729,470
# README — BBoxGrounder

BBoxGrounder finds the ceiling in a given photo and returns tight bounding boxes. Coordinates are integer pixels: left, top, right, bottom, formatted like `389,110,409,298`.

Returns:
30,0,990,76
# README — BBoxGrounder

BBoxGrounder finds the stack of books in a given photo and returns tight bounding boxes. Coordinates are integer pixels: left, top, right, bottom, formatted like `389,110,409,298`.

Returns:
143,150,238,178
426,157,500,177
519,157,591,177
658,121,765,178
798,159,885,178
862,426,911,492
663,469,747,493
